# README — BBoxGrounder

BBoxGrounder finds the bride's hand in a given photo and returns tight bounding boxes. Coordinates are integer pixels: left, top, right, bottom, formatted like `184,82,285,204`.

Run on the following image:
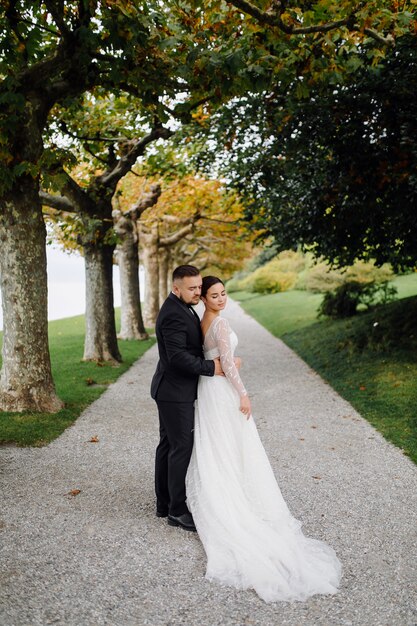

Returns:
234,357,242,370
240,394,251,420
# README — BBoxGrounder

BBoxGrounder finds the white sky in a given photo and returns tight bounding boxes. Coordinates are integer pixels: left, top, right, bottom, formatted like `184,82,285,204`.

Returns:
0,246,143,331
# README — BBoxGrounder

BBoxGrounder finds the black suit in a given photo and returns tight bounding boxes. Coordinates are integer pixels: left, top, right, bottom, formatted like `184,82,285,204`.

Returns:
151,293,215,516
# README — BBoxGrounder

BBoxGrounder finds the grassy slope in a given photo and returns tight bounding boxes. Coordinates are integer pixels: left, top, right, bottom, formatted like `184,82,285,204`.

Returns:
234,274,417,464
0,310,155,446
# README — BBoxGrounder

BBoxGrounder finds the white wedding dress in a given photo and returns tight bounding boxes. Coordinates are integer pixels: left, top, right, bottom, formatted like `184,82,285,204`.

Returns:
186,315,342,603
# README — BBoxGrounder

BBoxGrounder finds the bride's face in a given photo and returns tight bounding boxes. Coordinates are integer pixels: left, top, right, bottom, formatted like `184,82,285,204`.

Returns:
202,282,227,312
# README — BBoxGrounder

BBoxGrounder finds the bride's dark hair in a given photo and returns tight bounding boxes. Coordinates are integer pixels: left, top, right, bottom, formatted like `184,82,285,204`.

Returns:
202,275,224,298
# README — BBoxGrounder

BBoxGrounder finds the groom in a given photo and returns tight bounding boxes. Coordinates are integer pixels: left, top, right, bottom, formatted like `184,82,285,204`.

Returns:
151,265,222,531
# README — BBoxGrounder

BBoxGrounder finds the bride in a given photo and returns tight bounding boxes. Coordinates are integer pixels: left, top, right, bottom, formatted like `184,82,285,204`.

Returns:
185,275,342,603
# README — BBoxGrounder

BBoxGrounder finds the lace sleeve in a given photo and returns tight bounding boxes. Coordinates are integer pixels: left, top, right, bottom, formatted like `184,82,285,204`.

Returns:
214,317,247,397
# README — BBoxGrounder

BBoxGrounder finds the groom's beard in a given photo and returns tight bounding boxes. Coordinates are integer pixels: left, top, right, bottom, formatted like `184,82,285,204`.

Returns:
178,294,201,306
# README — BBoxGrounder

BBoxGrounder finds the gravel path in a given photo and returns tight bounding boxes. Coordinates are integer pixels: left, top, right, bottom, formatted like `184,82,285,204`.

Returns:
1,300,416,626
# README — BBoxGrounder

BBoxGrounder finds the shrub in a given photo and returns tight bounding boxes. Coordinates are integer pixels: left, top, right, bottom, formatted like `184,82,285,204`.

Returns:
345,260,393,285
241,251,303,294
273,249,307,274
297,261,344,292
227,250,396,297
298,258,394,293
318,281,398,319
249,268,297,294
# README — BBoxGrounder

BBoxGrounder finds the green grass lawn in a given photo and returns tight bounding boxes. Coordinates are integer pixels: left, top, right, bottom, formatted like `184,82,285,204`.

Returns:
0,311,155,446
233,273,417,464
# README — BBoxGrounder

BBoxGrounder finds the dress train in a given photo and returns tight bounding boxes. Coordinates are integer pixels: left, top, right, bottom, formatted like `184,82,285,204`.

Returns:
186,316,342,602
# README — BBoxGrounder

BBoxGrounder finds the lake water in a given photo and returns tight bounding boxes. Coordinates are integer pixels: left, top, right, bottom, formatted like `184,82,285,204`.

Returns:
0,247,145,331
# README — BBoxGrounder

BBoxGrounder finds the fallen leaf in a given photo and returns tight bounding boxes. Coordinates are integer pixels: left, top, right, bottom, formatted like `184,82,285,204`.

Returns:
85,377,96,386
312,476,322,480
299,438,305,441
67,489,81,497
311,425,317,429
89,436,99,443
359,385,366,391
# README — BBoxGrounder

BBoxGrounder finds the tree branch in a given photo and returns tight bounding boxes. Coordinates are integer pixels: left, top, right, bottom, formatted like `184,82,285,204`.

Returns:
94,126,174,192
228,0,395,45
160,223,194,247
363,28,395,47
59,121,129,144
160,214,197,225
230,0,352,34
20,16,60,36
39,190,76,212
228,0,285,28
130,183,162,219
44,165,94,215
44,0,72,37
199,214,239,225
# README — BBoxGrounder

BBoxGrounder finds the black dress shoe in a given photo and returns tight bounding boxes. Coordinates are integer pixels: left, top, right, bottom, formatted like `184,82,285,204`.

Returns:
167,512,197,532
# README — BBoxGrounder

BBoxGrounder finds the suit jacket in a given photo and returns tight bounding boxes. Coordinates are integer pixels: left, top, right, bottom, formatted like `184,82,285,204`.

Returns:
151,293,215,403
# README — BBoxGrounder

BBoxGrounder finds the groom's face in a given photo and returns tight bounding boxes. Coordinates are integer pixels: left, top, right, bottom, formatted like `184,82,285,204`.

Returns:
173,274,202,305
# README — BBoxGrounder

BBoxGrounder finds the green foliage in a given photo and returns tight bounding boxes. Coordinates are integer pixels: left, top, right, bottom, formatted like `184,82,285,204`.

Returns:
296,262,344,293
0,0,206,195
247,268,297,294
133,143,193,181
189,32,417,270
0,311,155,447
318,281,398,319
228,250,303,294
228,250,395,299
298,259,394,293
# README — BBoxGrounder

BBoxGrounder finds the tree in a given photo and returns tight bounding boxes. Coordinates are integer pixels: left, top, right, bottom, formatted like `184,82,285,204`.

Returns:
133,174,252,325
2,0,232,407
41,118,172,360
1,0,412,410
113,183,161,340
0,1,181,409
197,35,417,269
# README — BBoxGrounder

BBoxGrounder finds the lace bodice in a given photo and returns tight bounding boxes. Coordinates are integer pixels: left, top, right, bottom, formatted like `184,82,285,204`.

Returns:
203,316,247,397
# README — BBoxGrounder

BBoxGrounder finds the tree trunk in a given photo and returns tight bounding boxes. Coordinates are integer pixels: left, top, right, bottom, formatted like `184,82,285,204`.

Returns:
0,183,63,412
141,223,160,327
158,247,170,307
83,244,122,362
115,215,148,340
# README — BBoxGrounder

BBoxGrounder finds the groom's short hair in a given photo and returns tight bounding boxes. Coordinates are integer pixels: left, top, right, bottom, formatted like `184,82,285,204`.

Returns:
172,265,200,282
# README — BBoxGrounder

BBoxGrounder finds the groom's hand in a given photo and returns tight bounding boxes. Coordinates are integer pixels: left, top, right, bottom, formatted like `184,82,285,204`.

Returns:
213,358,225,376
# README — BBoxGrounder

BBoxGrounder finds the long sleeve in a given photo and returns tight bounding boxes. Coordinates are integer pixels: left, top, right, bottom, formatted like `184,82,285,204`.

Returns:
214,317,247,397
161,315,215,377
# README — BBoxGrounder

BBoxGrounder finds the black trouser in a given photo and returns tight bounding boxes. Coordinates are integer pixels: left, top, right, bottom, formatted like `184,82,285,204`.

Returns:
155,401,194,517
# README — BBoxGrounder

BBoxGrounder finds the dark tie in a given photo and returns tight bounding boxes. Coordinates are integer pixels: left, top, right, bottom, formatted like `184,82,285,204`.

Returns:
187,304,199,321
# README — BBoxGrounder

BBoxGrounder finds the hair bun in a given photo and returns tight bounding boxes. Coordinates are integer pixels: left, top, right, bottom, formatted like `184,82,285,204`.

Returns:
202,276,224,297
